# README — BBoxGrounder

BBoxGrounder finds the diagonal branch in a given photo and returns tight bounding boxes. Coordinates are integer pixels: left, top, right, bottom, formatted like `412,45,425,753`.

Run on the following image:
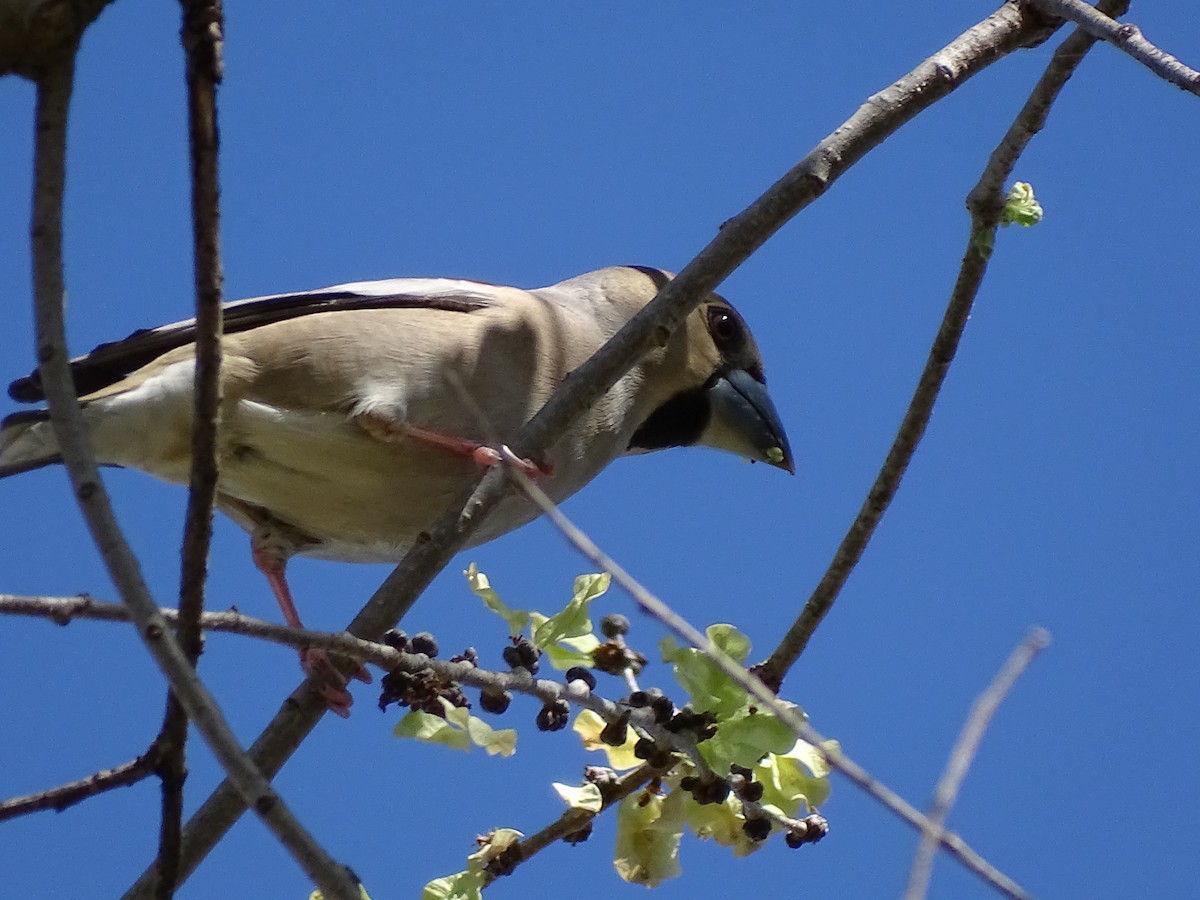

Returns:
759,0,1129,687
1029,0,1200,95
123,4,1063,894
905,628,1050,900
495,447,1031,899
29,47,358,900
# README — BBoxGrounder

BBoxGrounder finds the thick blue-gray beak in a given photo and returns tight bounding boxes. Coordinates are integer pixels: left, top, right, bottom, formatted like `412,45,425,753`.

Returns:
704,368,794,474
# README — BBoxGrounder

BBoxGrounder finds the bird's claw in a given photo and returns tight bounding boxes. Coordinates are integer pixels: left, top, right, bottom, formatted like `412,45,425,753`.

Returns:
300,647,371,717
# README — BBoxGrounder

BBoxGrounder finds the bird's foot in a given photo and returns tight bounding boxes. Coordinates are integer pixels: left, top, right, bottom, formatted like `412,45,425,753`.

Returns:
300,647,372,718
472,445,554,479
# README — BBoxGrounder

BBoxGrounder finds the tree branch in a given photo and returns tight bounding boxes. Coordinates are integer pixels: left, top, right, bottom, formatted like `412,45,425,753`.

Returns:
759,0,1128,687
495,448,1031,899
29,49,358,900
1028,0,1200,95
0,753,158,821
905,628,1050,900
154,2,227,895
123,4,1060,894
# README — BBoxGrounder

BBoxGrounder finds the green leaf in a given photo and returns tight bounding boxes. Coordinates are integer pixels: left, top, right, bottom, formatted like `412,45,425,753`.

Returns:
553,782,604,812
699,709,796,772
754,739,835,815
462,711,518,757
541,634,601,671
1001,181,1043,227
394,703,517,756
393,710,471,752
465,563,528,636
614,787,685,886
532,573,609,650
659,625,755,718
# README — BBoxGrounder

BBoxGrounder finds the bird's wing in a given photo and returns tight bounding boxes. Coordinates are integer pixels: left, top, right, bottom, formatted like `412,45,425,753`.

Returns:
6,277,506,403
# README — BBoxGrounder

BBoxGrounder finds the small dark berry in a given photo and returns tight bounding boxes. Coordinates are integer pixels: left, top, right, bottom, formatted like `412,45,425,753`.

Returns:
599,613,630,639
565,666,596,690
785,830,806,849
382,630,409,650
478,689,512,715
650,696,674,724
729,764,753,779
741,781,764,803
501,645,522,669
633,738,655,760
599,714,629,747
410,632,438,657
742,816,772,842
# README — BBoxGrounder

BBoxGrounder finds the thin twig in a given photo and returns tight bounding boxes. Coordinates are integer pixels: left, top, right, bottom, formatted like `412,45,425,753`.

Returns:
155,2,226,895
123,5,1061,894
29,52,358,900
482,765,663,889
1029,0,1200,95
497,447,1031,900
759,0,1128,686
0,753,158,821
905,628,1050,900
0,593,668,752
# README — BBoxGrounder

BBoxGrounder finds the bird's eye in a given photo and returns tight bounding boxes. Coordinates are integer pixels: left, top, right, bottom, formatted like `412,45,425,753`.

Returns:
706,306,743,351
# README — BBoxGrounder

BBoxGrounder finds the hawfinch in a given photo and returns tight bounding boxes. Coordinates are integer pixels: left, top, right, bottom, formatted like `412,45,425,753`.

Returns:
1,265,792,713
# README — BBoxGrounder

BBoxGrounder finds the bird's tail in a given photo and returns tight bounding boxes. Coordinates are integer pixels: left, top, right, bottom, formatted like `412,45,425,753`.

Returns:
0,410,63,477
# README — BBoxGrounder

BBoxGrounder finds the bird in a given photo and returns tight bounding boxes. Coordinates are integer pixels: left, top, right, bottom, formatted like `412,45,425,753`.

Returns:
0,265,793,714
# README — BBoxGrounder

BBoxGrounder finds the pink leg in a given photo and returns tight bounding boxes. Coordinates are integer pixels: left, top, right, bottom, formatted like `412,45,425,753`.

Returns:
250,533,370,719
356,412,553,478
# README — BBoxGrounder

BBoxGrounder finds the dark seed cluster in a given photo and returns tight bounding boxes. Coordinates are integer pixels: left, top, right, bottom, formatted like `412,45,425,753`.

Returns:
626,688,673,724
663,706,718,742
502,636,540,675
678,774,730,806
536,699,570,732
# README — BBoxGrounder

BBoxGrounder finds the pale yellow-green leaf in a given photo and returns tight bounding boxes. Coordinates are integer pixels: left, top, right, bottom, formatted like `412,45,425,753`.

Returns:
754,739,834,814
553,781,604,812
393,710,471,752
613,787,684,886
572,572,611,604
573,710,642,770
421,870,483,900
684,790,765,857
465,564,528,635
465,828,525,875
464,714,518,757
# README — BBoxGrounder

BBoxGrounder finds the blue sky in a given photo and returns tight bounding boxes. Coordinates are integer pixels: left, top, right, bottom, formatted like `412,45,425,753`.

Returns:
1,2,1198,898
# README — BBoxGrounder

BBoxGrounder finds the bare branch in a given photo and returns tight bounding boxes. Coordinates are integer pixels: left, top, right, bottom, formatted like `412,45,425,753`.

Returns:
153,0,228,897
1029,0,1200,95
0,753,158,821
155,2,227,894
760,0,1128,686
481,765,663,889
905,628,1050,900
123,5,1062,893
496,448,1031,900
29,51,358,900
